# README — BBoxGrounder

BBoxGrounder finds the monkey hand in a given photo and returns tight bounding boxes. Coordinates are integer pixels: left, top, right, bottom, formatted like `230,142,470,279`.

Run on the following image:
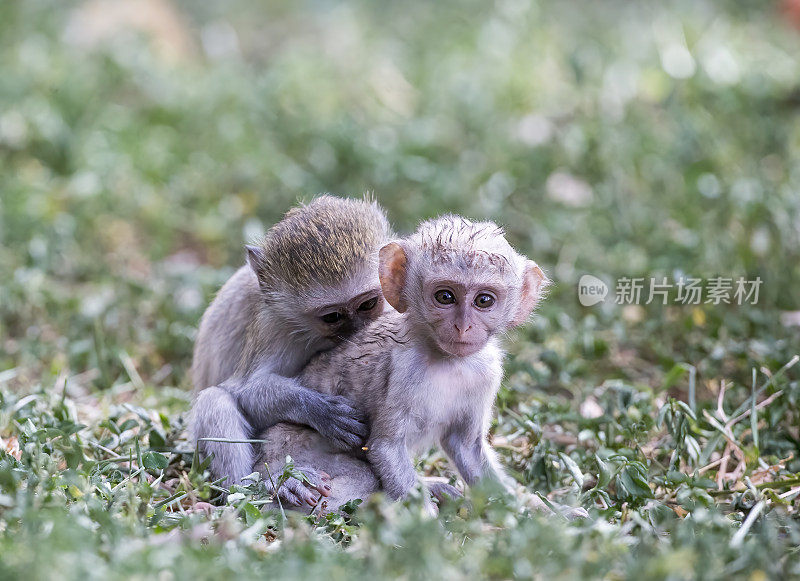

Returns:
271,467,332,508
308,393,369,450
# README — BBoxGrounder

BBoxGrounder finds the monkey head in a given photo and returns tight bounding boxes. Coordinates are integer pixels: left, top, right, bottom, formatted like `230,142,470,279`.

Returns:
246,195,393,346
302,268,387,344
379,216,549,358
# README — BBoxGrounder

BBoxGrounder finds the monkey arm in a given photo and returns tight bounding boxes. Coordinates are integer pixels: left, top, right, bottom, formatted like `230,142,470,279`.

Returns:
192,386,255,485
192,371,368,485
442,427,589,519
441,429,483,486
365,436,418,500
229,366,369,451
477,439,516,492
441,428,515,493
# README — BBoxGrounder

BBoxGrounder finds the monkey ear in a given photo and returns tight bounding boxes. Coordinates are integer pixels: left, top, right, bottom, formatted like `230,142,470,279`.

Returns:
511,261,549,327
245,245,266,275
379,242,409,313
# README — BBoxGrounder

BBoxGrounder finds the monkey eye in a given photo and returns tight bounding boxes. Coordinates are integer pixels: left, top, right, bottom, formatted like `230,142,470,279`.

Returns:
321,312,343,324
434,290,456,305
358,297,378,311
474,293,495,308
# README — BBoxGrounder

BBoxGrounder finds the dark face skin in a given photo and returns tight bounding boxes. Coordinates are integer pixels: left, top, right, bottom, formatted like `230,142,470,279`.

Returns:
312,289,385,343
420,277,510,357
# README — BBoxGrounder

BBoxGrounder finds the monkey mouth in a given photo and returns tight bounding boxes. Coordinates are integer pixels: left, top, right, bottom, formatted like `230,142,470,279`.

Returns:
438,339,484,357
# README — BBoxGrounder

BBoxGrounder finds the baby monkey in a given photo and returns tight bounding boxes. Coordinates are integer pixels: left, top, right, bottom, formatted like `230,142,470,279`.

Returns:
258,217,586,517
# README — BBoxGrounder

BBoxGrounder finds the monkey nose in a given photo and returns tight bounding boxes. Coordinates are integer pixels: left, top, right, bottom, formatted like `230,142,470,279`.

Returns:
454,323,472,336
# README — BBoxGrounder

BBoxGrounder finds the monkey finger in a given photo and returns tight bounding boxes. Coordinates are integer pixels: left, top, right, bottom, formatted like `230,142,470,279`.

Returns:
348,408,370,424
311,482,332,497
276,488,304,507
297,466,331,482
283,478,318,506
328,429,365,451
339,417,369,439
320,416,368,446
328,396,369,422
296,467,333,497
332,407,368,427
316,413,367,442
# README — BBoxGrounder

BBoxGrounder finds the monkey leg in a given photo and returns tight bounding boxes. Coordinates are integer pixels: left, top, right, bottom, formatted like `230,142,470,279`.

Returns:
441,430,588,517
192,386,255,486
365,436,417,500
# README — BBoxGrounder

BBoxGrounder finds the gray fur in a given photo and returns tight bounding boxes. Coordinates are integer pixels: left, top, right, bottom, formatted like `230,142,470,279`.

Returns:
191,266,259,391
255,423,379,511
250,195,392,292
254,217,541,508
190,196,392,500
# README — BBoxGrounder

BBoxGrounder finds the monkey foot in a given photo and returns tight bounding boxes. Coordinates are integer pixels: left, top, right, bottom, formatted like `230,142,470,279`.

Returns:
525,492,589,520
556,505,589,520
427,481,463,504
273,467,332,507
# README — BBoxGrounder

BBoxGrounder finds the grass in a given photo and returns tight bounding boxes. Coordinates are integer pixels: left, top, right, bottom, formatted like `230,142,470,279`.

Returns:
1,0,799,578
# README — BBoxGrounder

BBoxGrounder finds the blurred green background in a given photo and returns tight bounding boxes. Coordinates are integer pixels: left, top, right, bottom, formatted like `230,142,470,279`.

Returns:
2,0,799,389
1,0,800,578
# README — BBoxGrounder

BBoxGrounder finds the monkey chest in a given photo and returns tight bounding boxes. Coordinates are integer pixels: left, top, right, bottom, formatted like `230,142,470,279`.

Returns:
405,364,488,450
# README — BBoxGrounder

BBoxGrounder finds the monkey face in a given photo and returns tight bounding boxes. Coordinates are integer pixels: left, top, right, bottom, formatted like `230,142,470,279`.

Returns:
312,289,386,343
418,276,510,358
378,218,548,359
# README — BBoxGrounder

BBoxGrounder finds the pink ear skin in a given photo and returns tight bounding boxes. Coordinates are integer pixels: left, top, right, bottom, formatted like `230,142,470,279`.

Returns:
511,261,549,327
379,242,409,313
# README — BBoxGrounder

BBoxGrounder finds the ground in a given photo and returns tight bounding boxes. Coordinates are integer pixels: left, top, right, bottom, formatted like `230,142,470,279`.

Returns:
1,0,799,579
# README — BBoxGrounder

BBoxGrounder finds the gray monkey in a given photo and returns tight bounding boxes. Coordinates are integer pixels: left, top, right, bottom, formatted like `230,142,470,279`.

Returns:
191,196,393,504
